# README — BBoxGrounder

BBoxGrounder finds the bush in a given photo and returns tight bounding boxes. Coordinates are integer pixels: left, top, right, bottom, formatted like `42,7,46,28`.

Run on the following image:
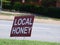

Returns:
46,7,60,18
2,1,12,10
13,2,22,11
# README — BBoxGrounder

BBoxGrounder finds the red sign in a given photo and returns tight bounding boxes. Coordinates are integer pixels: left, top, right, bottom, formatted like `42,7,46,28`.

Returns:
10,15,34,37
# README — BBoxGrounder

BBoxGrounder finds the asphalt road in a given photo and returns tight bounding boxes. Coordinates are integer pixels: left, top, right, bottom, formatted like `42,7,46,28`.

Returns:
0,20,60,42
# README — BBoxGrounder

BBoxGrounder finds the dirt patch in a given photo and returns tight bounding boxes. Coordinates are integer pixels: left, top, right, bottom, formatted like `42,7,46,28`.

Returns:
0,14,14,20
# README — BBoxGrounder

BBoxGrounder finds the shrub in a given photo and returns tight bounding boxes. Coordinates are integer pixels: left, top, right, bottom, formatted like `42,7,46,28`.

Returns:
2,1,12,10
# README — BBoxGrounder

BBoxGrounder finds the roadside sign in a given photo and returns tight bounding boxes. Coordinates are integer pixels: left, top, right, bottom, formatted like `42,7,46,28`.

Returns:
10,15,34,37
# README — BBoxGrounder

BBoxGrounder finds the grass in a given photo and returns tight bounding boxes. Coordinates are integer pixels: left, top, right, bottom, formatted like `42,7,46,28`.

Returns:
0,39,60,45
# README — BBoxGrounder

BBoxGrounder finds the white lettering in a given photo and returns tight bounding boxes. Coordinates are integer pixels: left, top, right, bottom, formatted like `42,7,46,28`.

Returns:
14,19,17,25
18,19,22,25
22,18,26,25
25,27,32,33
26,18,30,25
12,27,31,35
29,18,32,25
14,18,32,26
12,27,16,34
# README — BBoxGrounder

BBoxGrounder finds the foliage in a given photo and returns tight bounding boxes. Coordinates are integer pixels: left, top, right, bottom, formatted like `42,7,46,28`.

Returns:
2,1,60,18
2,1,11,10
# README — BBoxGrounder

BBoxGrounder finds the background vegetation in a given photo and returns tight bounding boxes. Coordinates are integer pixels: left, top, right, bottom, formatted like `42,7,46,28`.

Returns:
1,0,60,18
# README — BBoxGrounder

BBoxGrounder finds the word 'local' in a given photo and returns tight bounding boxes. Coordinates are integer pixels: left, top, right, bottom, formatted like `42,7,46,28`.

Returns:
14,18,32,25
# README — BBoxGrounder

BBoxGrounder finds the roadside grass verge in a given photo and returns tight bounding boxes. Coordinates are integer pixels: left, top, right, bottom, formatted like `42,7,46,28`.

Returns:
0,12,22,16
0,11,60,21
0,39,60,45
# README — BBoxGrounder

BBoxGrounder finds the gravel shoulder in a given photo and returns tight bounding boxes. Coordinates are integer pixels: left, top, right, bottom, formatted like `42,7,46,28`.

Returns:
0,11,60,24
0,14,60,24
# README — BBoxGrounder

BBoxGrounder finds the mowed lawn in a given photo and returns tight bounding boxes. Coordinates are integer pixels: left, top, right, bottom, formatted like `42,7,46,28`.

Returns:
0,39,60,45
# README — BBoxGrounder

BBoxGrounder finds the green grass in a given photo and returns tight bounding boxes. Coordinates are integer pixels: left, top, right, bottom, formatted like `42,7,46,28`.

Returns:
0,39,60,45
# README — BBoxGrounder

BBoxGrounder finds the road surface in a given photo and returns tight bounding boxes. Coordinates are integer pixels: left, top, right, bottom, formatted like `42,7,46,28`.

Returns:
0,20,60,42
